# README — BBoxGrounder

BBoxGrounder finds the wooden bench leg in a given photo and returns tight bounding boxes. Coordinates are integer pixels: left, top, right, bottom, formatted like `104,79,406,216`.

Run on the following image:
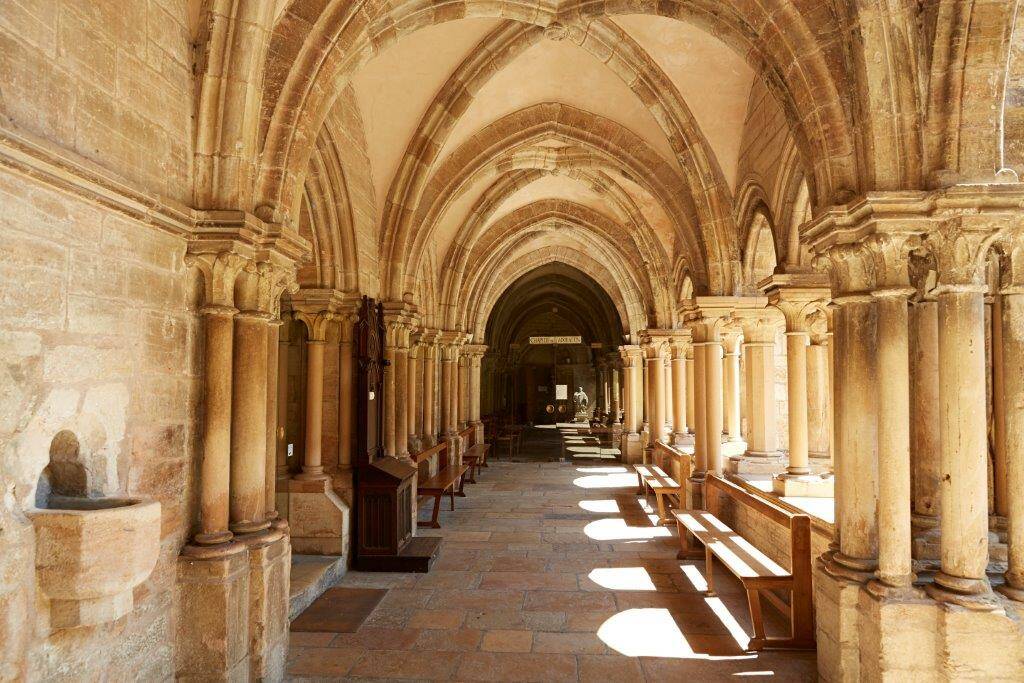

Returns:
746,588,766,651
636,471,644,495
456,473,467,497
450,487,456,510
417,494,443,529
705,545,716,597
655,492,669,526
675,520,703,560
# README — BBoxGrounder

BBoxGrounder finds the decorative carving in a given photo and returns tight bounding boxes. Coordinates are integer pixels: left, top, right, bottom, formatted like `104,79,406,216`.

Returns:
184,251,248,309
925,217,1005,288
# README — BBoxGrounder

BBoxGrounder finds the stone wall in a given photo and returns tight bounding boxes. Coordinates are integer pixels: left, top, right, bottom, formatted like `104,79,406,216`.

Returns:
0,165,200,680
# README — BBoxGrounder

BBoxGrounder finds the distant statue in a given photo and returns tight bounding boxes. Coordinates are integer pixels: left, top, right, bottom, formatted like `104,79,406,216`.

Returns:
573,386,589,421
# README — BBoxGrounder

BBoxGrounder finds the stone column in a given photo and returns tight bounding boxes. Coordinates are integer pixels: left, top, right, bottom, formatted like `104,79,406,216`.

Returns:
610,360,621,423
407,340,420,454
670,336,689,443
692,331,707,475
663,355,673,436
230,306,271,533
807,332,831,462
925,225,997,607
910,296,941,559
464,344,487,443
723,330,742,443
458,355,469,430
294,311,333,481
264,316,284,523
383,309,412,460
641,360,650,434
704,328,724,474
765,275,832,497
999,273,1024,600
730,311,782,474
276,316,290,479
619,345,644,463
195,299,240,547
337,312,356,471
645,347,665,446
685,346,696,433
422,333,437,445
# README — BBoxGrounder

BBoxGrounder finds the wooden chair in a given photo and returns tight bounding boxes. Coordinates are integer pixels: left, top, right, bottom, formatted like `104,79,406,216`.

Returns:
673,474,814,651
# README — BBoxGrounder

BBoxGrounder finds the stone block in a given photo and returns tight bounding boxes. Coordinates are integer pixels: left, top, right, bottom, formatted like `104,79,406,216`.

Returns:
726,453,783,475
938,605,1024,680
772,473,834,498
620,433,642,464
245,533,291,682
856,590,938,680
285,479,349,555
175,548,250,681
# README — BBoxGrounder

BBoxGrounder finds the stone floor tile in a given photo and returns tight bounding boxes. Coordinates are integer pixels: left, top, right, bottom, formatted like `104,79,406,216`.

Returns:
410,627,482,652
285,646,365,678
454,651,578,682
531,630,607,654
577,654,646,682
348,649,460,680
328,626,421,651
407,608,465,630
480,629,534,652
288,631,336,648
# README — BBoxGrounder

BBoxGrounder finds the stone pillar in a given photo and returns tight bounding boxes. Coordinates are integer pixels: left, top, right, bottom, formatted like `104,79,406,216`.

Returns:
276,316,290,501
704,328,724,474
910,296,941,560
670,336,689,443
730,311,782,474
264,317,284,524
925,225,997,608
999,278,1024,600
294,312,333,481
641,359,650,435
807,332,831,462
644,342,666,447
337,312,356,471
422,333,437,445
407,340,420,454
723,330,742,443
867,239,919,596
619,345,644,463
765,275,832,497
663,355,673,436
458,355,469,430
383,307,413,460
464,344,487,443
610,359,621,424
230,308,271,533
692,331,707,475
685,346,696,433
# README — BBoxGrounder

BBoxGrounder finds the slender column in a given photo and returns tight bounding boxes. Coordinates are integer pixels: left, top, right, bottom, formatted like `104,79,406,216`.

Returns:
692,335,707,474
783,331,811,476
928,285,991,600
276,317,290,477
723,332,742,442
663,356,673,435
383,311,412,459
870,288,915,592
670,338,688,441
610,362,621,423
294,312,332,481
1000,285,1024,600
195,304,237,546
407,342,419,452
704,330,724,474
230,310,271,532
440,350,453,438
264,318,283,520
646,349,665,445
458,356,469,429
910,298,941,536
827,295,879,577
394,345,409,459
807,334,831,460
422,338,437,444
338,313,356,469
685,348,696,433
641,361,650,432
383,342,397,457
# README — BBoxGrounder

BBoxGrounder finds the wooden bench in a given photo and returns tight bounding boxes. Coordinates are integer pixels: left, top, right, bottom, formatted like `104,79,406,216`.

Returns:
462,444,490,483
417,461,470,529
633,464,681,525
673,474,814,651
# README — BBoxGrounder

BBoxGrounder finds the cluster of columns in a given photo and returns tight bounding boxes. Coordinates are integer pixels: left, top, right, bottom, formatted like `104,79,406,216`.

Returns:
186,251,295,556
801,208,1024,612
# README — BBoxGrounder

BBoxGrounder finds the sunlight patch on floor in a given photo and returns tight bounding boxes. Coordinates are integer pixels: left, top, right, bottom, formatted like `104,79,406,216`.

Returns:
575,466,627,473
573,472,640,489
578,499,620,513
583,518,672,541
597,608,756,660
587,567,657,591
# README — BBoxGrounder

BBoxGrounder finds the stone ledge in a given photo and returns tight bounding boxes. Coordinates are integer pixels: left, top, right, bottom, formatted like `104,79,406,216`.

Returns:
289,554,347,621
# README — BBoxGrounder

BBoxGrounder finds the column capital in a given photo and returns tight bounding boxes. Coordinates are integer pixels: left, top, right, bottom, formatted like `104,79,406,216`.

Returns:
762,273,831,333
638,329,672,358
293,310,335,342
185,249,251,308
618,344,644,366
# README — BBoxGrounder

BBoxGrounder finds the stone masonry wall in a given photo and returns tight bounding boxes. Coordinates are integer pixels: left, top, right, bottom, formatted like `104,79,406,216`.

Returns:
0,165,201,680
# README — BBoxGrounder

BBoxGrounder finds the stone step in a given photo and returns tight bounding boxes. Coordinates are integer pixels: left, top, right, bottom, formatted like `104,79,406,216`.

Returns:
289,554,347,621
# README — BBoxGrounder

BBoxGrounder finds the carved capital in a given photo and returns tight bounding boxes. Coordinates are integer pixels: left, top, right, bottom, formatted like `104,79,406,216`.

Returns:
184,250,249,308
295,310,335,342
925,217,1004,289
618,344,644,367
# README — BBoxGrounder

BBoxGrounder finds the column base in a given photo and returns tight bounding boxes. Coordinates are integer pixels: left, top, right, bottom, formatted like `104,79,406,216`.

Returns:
825,551,877,583
995,581,1024,602
671,431,694,447
925,572,1001,611
284,477,350,555
293,467,329,482
620,432,643,464
241,531,291,681
176,546,251,680
808,452,832,474
684,474,705,509
726,451,783,475
772,471,834,497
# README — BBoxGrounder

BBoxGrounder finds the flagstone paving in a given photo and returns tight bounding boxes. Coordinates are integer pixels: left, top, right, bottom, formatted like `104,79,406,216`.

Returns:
287,438,818,681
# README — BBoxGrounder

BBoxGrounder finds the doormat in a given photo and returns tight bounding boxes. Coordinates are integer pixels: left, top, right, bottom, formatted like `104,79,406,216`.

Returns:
290,587,387,633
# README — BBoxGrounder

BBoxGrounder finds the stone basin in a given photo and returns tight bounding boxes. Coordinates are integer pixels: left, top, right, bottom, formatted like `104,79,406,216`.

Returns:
27,496,161,629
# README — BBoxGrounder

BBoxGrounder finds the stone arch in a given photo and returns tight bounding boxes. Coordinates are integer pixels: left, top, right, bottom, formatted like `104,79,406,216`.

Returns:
252,0,859,234
743,211,779,290
386,106,709,297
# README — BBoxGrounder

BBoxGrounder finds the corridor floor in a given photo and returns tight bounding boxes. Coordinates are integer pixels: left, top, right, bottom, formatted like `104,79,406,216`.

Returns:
286,453,818,681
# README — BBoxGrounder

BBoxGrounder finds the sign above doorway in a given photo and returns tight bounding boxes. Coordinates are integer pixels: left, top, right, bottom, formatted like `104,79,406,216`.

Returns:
528,335,582,345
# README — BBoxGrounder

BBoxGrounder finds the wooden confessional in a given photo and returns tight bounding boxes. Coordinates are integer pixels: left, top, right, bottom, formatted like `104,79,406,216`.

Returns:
352,296,440,572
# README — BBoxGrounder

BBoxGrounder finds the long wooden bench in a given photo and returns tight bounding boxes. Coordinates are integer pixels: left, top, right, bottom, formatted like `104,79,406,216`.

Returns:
634,464,681,525
417,461,470,529
673,474,814,651
462,443,490,483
